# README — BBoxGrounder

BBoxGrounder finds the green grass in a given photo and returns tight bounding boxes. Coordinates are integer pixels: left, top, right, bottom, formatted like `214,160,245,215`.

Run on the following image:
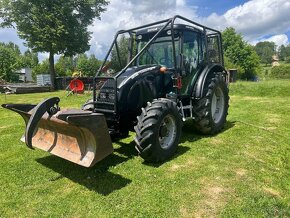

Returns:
0,80,289,217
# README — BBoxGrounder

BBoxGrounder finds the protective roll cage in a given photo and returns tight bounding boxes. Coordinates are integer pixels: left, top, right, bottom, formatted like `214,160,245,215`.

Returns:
92,15,224,113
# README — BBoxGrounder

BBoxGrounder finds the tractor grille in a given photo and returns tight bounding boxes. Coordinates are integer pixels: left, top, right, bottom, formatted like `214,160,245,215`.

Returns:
94,77,117,113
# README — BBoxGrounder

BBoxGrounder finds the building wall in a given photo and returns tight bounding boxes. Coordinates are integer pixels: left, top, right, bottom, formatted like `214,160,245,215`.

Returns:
20,68,33,82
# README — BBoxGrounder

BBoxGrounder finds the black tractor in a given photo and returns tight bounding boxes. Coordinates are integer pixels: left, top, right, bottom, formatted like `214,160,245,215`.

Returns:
3,15,229,167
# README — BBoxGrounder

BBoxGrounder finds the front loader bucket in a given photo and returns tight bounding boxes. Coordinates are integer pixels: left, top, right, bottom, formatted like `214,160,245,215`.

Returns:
2,97,113,167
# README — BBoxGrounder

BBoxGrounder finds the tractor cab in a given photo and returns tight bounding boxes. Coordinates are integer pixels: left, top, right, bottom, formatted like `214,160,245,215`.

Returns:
129,24,222,96
135,25,208,95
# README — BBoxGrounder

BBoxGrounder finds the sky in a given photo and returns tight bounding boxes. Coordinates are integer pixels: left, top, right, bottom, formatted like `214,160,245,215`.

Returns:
0,0,290,61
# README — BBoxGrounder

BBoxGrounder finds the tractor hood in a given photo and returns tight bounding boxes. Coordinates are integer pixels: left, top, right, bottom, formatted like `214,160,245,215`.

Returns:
96,64,173,117
95,64,164,115
117,65,160,88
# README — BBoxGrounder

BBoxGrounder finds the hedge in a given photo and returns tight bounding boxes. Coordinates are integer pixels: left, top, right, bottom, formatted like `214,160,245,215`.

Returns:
271,65,290,79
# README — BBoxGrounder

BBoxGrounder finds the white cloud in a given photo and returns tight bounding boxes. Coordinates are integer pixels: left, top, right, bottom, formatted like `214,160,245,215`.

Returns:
87,0,199,58
203,0,290,41
265,34,289,47
251,34,289,47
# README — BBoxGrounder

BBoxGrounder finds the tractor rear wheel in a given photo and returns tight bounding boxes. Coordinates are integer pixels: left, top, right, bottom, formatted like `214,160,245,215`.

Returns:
134,99,182,162
193,72,229,134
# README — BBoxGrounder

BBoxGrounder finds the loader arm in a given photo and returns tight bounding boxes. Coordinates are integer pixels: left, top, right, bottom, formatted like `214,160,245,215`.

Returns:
25,97,60,149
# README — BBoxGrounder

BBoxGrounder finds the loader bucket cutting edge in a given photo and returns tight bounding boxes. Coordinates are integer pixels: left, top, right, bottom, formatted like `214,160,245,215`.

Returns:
2,101,113,167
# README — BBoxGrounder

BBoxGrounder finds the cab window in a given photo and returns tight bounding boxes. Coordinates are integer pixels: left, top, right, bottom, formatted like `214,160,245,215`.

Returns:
181,31,203,94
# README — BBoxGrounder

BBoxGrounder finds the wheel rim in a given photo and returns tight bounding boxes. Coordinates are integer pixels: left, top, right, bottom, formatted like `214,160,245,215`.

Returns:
159,114,177,149
211,86,225,124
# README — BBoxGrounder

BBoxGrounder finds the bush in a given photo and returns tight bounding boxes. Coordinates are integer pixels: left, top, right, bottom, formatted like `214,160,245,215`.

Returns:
285,56,290,63
271,65,290,79
9,73,20,82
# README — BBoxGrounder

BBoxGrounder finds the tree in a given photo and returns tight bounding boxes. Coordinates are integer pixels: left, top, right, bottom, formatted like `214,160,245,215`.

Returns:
75,54,89,75
32,59,49,79
278,44,290,61
76,54,102,76
19,50,39,68
55,56,74,76
110,36,130,72
0,42,22,82
222,27,260,80
87,55,102,76
1,0,108,89
254,41,275,65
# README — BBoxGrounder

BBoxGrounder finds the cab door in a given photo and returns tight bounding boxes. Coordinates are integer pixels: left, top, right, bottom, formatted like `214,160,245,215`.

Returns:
180,31,204,95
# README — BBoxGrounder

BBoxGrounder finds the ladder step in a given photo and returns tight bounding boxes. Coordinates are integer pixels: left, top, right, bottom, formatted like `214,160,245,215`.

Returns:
182,106,192,109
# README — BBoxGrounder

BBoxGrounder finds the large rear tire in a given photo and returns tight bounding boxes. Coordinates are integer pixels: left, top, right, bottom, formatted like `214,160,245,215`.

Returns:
193,72,229,134
134,99,182,163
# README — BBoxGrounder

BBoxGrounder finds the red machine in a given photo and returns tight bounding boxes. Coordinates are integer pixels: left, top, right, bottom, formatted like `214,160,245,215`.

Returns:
69,78,84,94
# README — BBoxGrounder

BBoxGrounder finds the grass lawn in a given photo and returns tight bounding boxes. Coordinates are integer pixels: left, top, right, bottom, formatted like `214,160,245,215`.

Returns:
0,80,289,217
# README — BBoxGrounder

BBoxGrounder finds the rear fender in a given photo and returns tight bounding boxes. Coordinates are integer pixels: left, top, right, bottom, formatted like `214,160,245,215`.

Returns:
192,64,226,98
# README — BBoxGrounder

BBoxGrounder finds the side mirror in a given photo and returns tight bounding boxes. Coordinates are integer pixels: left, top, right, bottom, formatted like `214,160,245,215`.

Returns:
178,54,186,76
127,37,133,64
178,54,183,67
128,37,132,51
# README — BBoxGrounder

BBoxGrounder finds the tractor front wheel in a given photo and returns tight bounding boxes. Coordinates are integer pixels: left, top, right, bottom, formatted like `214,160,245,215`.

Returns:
82,99,94,111
134,99,182,163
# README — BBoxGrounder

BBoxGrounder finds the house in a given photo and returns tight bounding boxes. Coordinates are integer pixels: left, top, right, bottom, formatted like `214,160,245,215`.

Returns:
17,68,33,82
272,55,280,67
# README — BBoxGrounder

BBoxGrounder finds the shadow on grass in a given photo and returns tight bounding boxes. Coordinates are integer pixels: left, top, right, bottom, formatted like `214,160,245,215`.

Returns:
36,153,131,196
114,136,190,168
114,140,138,158
181,120,236,143
142,145,190,168
222,121,236,133
145,121,236,168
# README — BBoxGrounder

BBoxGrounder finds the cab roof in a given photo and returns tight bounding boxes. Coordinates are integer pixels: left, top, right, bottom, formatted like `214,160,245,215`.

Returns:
135,24,204,37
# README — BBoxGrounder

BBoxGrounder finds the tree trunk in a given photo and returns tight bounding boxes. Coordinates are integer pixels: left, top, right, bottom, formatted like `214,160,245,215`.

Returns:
49,51,55,91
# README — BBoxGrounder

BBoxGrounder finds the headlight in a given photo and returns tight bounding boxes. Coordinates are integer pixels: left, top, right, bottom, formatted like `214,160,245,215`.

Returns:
99,92,106,99
108,93,115,100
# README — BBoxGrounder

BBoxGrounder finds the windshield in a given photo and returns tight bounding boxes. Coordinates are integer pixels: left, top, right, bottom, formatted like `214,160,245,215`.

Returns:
137,35,180,68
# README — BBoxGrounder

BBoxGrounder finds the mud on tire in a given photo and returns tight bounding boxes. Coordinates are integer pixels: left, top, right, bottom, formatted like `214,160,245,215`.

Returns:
134,99,182,163
193,72,229,134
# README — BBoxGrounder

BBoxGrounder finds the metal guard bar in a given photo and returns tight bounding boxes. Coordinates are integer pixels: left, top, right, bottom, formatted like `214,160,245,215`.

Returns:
92,15,223,110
